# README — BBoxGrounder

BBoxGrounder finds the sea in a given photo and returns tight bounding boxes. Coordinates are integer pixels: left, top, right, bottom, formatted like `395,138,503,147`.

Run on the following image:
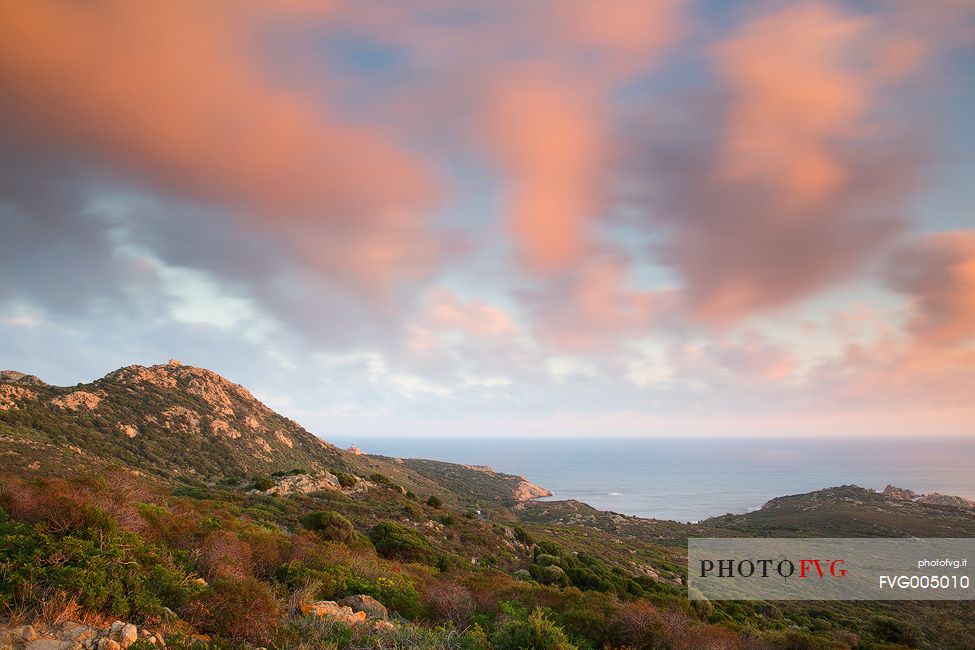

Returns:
324,436,975,523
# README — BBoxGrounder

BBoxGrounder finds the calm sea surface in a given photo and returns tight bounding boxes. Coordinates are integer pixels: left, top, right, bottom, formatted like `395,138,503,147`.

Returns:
325,436,975,522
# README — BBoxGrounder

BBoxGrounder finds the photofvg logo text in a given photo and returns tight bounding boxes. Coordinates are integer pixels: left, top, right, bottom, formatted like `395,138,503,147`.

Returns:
699,557,847,580
689,538,975,600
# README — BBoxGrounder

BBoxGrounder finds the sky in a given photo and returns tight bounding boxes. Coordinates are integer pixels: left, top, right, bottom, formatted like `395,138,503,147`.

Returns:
0,0,973,439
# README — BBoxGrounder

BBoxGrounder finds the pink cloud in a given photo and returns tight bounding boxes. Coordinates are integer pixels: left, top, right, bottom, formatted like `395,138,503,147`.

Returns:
713,2,870,206
483,77,605,273
522,256,659,352
886,230,975,346
634,1,931,324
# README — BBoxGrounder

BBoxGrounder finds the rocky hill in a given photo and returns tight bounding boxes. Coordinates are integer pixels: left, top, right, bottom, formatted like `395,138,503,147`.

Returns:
703,484,975,537
0,360,552,514
0,360,352,482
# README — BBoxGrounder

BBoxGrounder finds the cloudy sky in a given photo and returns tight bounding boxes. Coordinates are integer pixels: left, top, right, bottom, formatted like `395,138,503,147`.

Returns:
1,1,973,438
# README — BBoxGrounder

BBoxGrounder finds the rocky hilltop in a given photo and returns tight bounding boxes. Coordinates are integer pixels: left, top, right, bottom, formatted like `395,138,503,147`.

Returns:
0,359,347,481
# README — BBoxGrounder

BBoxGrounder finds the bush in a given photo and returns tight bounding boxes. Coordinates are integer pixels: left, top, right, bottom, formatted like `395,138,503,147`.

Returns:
250,476,274,492
540,565,570,587
422,581,474,624
869,615,922,647
331,471,357,489
346,575,421,619
195,529,253,580
301,511,355,543
182,575,279,644
494,605,578,650
535,553,561,568
512,525,535,546
368,522,436,564
613,600,666,648
426,495,442,509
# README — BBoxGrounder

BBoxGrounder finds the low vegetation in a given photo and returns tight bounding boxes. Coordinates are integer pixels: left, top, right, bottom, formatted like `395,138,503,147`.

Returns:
3,471,967,649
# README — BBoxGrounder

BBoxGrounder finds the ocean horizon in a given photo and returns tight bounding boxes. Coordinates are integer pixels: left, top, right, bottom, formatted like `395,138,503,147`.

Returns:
325,435,975,522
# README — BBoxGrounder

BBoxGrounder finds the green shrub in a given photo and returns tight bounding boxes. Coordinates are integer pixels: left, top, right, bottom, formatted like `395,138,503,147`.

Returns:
540,565,570,587
331,471,357,488
346,575,421,619
535,553,561,568
0,508,195,620
250,476,274,492
301,511,355,543
426,495,442,509
459,623,493,650
494,605,578,650
512,525,534,546
368,522,436,564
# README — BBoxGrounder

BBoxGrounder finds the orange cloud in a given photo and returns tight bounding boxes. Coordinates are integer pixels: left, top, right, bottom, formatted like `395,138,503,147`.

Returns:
887,231,975,347
484,77,604,273
714,2,870,206
0,1,438,289
443,1,684,274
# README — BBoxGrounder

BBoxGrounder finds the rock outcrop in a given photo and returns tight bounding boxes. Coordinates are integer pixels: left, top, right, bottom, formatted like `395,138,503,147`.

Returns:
338,594,388,620
299,596,395,633
50,391,102,411
514,478,552,502
1,620,165,650
917,492,975,509
0,384,36,411
882,485,975,509
882,485,917,500
259,471,341,495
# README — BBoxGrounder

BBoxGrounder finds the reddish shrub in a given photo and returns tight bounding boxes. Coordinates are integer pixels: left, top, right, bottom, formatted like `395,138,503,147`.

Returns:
182,576,279,644
194,530,253,580
614,599,667,648
422,581,475,624
0,473,160,535
239,526,291,579
462,569,519,612
667,622,743,650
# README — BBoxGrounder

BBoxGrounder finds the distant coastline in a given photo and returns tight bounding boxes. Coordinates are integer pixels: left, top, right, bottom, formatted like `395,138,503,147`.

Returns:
329,435,975,522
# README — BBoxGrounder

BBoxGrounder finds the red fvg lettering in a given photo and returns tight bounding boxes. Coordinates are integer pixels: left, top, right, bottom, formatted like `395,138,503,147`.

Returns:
799,559,847,578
